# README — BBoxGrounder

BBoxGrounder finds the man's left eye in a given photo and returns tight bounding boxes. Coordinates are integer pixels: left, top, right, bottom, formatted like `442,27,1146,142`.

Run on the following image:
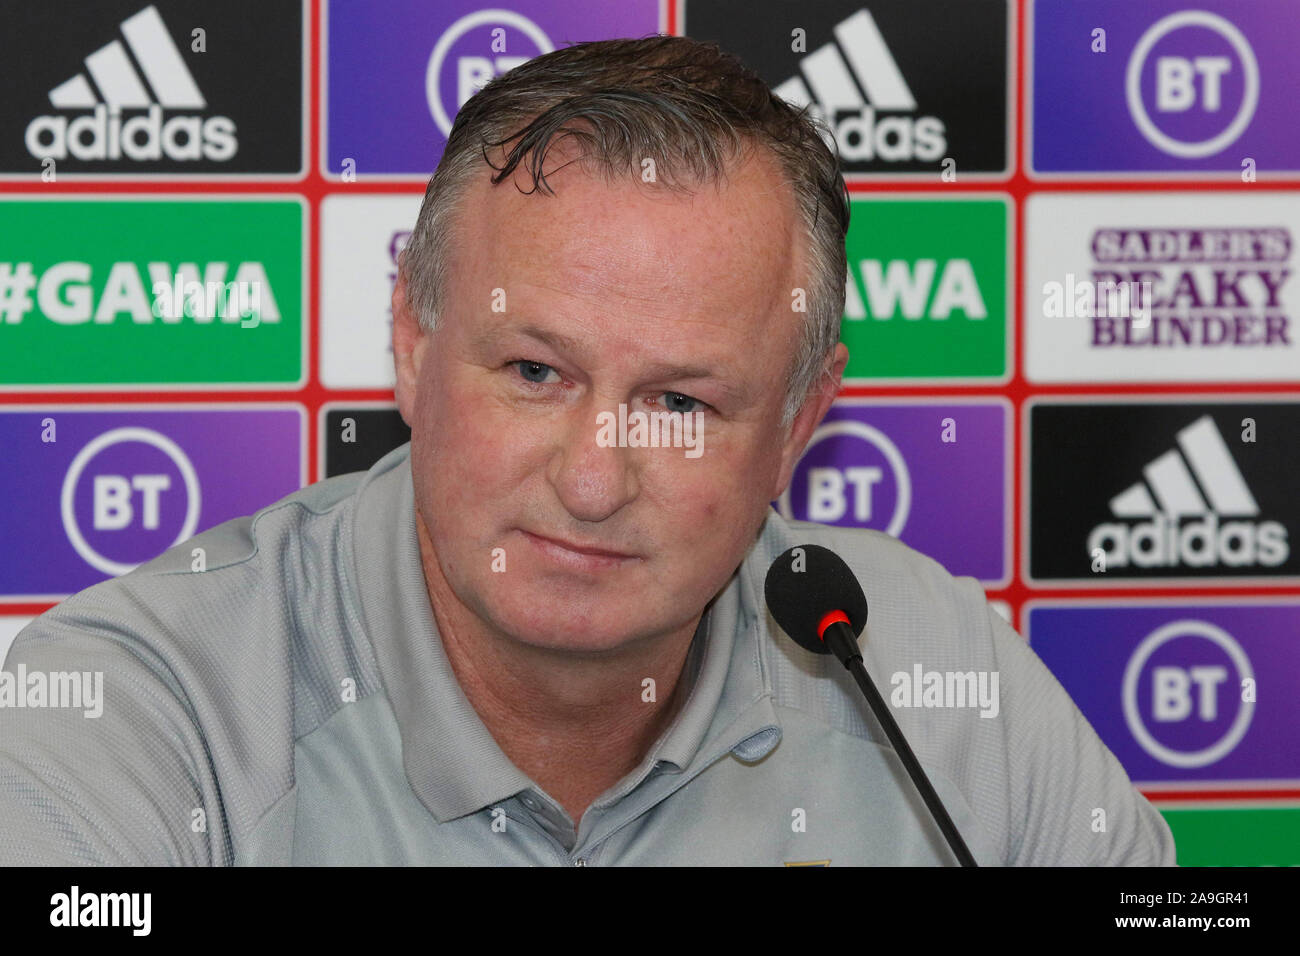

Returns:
660,392,700,414
514,360,560,385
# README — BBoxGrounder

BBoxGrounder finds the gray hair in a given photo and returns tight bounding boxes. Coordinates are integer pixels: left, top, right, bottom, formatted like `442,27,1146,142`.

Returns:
400,34,849,425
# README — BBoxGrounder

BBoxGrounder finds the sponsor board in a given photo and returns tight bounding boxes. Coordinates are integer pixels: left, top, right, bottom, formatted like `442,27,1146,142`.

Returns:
320,404,411,478
0,407,305,600
777,398,1010,585
1026,192,1300,381
1031,0,1300,176
1,1,305,178
1027,399,1299,584
0,198,305,388
324,0,661,178
684,0,1011,177
320,195,423,389
841,196,1010,382
1028,600,1300,784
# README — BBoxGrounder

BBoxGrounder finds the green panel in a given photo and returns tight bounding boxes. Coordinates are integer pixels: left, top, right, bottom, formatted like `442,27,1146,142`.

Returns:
0,200,302,385
1160,805,1300,866
841,198,1007,380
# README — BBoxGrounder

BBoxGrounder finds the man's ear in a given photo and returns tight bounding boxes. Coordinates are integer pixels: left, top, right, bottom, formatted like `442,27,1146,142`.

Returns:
771,342,849,500
392,269,428,427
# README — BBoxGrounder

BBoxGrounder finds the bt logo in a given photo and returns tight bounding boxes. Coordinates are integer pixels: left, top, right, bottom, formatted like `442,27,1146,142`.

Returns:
778,419,910,538
60,427,200,576
1123,619,1255,768
426,11,553,137
1127,10,1259,159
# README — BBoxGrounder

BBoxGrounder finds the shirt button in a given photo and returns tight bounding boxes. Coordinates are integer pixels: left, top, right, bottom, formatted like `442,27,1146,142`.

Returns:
521,795,540,810
572,857,587,867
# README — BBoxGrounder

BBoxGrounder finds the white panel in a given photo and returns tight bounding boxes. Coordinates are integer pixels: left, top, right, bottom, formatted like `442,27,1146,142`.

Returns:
320,195,424,389
1025,193,1300,382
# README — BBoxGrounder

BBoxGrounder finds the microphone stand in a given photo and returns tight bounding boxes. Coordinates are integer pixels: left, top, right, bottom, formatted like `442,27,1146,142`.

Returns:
823,620,979,868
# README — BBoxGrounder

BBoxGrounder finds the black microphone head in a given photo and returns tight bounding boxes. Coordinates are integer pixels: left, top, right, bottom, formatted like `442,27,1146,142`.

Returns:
764,544,869,655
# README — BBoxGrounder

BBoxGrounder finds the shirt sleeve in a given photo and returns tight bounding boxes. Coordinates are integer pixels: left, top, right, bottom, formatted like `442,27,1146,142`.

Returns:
0,601,227,865
984,604,1178,866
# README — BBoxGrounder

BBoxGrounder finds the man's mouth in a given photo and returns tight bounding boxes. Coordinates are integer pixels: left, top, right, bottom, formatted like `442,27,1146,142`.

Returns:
520,530,639,569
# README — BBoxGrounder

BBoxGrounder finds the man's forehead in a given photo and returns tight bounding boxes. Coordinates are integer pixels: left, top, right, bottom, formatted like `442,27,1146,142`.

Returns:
455,144,802,304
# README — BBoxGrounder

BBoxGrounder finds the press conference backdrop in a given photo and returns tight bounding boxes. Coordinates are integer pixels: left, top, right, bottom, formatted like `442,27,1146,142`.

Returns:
2,0,1297,866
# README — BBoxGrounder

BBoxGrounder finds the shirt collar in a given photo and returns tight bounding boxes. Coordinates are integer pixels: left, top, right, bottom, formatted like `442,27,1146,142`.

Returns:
349,445,781,823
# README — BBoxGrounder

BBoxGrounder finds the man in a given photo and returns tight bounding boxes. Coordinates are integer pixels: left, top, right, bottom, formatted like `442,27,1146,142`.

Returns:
0,35,1174,865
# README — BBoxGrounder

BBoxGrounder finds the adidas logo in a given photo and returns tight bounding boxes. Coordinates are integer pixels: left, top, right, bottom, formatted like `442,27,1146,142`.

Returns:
774,8,945,163
24,5,236,163
1087,416,1288,569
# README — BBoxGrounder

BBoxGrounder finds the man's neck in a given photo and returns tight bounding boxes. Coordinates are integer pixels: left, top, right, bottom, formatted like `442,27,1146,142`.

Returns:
415,512,702,825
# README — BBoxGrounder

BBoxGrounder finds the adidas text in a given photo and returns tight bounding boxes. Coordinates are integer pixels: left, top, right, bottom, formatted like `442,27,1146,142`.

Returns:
1088,512,1289,569
821,106,946,163
26,104,237,163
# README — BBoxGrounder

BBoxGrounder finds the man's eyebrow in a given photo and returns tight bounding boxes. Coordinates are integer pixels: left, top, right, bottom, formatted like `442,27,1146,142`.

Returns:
639,360,752,403
478,323,587,356
639,360,729,384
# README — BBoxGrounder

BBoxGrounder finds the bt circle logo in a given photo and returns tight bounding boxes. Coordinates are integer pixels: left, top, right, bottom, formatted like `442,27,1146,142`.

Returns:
1126,10,1259,159
1122,619,1254,768
778,419,910,537
426,10,554,137
60,428,201,576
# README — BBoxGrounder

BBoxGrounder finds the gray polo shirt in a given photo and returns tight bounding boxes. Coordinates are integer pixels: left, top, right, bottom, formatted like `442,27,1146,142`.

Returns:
0,443,1176,865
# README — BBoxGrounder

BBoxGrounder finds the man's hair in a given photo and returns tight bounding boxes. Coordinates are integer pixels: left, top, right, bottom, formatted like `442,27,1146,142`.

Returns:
401,34,850,425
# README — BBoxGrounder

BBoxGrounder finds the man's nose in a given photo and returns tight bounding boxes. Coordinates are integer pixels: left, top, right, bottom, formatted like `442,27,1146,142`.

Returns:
546,404,639,523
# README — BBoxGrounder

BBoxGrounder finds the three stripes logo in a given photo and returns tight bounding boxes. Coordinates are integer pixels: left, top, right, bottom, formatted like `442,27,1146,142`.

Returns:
774,8,945,163
1088,416,1288,570
24,5,236,164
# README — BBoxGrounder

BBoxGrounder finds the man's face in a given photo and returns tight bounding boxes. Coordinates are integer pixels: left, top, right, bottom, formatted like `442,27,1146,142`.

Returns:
394,144,844,653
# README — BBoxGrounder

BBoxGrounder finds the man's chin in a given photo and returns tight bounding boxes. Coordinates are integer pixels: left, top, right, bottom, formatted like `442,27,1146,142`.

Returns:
494,617,652,656
480,587,667,655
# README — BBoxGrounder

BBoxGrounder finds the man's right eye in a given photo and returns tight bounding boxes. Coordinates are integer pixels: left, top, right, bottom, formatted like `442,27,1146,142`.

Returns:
512,360,560,385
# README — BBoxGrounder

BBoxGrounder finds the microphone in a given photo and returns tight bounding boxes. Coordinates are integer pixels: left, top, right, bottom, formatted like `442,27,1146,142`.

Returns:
764,544,978,867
